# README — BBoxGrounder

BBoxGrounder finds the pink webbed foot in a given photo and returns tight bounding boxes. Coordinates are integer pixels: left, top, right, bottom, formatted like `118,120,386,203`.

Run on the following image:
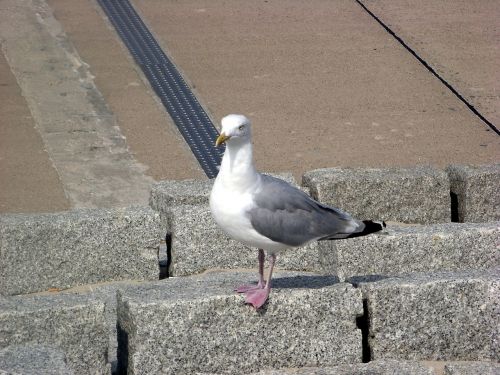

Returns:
244,288,270,309
234,281,265,293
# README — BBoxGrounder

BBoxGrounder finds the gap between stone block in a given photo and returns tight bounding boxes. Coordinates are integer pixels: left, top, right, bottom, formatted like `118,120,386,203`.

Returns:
355,298,372,363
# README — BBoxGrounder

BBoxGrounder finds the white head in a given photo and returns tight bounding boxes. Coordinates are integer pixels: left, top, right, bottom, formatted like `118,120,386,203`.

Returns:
215,114,252,147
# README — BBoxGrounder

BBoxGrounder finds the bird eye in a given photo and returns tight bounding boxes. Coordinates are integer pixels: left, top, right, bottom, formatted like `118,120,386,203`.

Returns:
238,125,245,131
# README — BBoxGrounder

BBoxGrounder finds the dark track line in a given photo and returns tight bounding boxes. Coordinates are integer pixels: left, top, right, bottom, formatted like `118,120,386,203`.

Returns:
355,0,500,136
97,0,224,178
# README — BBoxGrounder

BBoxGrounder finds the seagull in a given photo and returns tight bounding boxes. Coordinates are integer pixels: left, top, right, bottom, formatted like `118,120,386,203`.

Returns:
209,114,385,309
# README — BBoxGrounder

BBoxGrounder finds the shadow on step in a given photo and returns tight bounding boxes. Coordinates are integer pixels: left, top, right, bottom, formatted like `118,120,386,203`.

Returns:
272,275,340,289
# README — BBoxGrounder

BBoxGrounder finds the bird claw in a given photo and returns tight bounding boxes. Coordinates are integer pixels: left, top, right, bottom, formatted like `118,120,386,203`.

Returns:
244,288,270,309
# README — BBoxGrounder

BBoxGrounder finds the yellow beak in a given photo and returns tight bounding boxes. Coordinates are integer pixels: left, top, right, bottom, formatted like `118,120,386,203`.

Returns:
215,133,231,147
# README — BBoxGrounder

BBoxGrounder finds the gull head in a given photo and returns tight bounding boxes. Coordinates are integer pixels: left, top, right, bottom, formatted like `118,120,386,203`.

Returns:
215,114,252,146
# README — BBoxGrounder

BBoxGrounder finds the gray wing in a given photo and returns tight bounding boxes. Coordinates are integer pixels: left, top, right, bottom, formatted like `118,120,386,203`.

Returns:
248,174,361,247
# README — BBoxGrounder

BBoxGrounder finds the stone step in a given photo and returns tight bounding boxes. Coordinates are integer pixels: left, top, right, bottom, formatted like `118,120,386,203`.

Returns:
116,271,362,374
0,206,163,296
319,221,500,282
444,361,500,375
302,166,450,224
358,269,499,362
254,359,434,374
446,164,500,223
0,344,72,375
0,293,108,374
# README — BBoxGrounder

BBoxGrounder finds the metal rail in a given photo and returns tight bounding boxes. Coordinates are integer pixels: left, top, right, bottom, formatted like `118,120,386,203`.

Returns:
98,0,224,178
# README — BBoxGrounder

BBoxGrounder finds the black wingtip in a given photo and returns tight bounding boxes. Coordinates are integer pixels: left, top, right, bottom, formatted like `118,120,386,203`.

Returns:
347,220,385,239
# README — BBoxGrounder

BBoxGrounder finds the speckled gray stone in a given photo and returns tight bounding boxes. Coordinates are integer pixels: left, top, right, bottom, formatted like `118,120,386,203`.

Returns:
0,294,108,374
116,271,362,374
0,344,72,375
302,166,450,224
166,204,320,276
0,207,163,296
254,359,434,374
447,164,500,223
319,222,500,281
444,361,500,375
359,269,500,361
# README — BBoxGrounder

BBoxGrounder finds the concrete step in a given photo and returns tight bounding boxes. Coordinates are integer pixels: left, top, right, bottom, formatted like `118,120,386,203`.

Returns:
116,271,362,374
0,207,163,296
302,166,450,224
319,221,500,281
358,268,499,362
0,344,72,375
446,164,500,223
0,293,108,374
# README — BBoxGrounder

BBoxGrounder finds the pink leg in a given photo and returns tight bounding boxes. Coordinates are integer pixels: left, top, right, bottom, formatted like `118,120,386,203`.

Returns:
235,249,265,293
245,253,276,309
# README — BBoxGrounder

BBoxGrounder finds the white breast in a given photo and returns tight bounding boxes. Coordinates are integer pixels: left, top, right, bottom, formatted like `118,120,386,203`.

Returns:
209,178,289,252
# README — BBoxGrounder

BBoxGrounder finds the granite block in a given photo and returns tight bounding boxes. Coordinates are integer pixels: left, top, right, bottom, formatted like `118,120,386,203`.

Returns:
302,166,450,224
318,222,500,281
255,359,434,374
166,204,320,276
0,294,108,374
0,344,72,375
359,269,500,361
116,271,362,374
0,206,163,296
447,164,500,222
444,361,500,375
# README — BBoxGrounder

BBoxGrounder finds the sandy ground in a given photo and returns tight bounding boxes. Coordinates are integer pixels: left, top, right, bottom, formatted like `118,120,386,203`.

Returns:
362,0,500,127
0,0,499,212
0,47,69,213
133,0,499,179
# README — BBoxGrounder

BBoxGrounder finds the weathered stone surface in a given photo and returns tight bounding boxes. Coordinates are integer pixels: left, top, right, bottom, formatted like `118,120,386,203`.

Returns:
319,222,500,281
0,207,163,296
359,269,500,361
0,294,108,374
117,271,362,374
447,164,500,223
166,204,320,276
444,361,500,375
302,166,450,224
44,280,150,374
254,359,434,374
150,173,298,210
0,344,72,375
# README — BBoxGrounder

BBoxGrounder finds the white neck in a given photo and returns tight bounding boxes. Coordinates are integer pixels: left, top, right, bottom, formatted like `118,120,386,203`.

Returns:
217,139,258,189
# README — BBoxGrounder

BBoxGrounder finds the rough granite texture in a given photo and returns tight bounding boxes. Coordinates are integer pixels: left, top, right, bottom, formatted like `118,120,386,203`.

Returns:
51,280,146,374
254,359,434,374
446,164,500,223
0,294,108,374
444,361,500,375
359,269,500,361
318,222,500,281
0,206,163,296
116,271,362,374
0,344,73,375
302,166,450,224
166,204,320,276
